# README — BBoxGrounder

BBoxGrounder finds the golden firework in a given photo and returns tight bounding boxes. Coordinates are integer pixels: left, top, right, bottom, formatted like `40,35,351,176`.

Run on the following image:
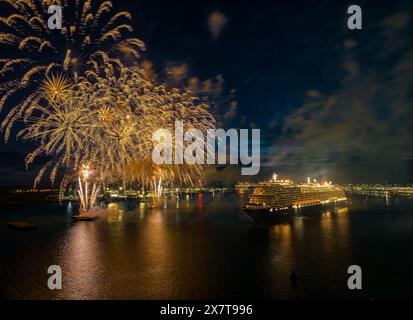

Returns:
41,73,71,102
98,106,114,123
1,1,217,213
0,0,145,141
18,64,216,201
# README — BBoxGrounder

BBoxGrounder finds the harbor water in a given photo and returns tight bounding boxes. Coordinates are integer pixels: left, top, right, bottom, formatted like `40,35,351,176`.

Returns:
1,192,413,299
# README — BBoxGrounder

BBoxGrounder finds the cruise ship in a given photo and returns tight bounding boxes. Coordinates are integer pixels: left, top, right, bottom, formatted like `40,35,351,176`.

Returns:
243,174,347,223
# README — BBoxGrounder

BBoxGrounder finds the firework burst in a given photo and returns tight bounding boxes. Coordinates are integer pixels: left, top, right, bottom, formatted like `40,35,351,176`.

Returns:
1,1,216,214
19,65,215,197
0,0,145,140
17,93,99,187
41,72,71,102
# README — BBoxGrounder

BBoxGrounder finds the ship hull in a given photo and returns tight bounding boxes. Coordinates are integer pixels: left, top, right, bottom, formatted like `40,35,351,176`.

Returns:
243,200,347,224
243,208,292,224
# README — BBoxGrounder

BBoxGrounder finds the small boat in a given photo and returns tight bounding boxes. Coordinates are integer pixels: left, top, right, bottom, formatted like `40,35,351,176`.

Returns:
5,221,37,230
72,215,98,221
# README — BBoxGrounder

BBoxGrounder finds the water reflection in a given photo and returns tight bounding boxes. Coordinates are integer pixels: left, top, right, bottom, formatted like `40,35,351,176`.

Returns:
320,207,351,254
66,201,73,215
57,222,104,299
269,223,294,271
138,202,146,220
261,206,353,298
5,194,413,299
57,200,353,300
107,203,124,223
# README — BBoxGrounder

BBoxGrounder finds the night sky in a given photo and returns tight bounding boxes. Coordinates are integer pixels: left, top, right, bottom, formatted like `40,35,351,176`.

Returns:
1,0,413,186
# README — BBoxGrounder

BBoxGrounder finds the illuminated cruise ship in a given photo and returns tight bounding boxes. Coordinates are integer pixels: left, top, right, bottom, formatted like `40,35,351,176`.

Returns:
243,174,347,222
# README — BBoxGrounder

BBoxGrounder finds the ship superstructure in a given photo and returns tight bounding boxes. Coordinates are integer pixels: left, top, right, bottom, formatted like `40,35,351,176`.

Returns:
243,173,347,222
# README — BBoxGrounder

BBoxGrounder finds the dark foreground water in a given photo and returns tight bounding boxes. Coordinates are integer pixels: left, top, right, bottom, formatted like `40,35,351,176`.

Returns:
1,193,413,300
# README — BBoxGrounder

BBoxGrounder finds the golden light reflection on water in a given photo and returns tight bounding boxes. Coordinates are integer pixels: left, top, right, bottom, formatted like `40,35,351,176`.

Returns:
55,203,174,299
57,222,104,299
53,198,353,299
271,223,292,242
137,209,175,297
107,203,124,223
269,223,295,273
138,202,146,220
336,207,349,215
334,207,350,247
147,208,165,224
319,207,351,254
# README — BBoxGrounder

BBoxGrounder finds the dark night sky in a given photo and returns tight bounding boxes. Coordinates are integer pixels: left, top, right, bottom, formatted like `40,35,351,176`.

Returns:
1,0,413,186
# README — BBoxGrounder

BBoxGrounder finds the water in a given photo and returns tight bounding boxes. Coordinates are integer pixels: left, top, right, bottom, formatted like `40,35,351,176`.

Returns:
1,193,413,300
